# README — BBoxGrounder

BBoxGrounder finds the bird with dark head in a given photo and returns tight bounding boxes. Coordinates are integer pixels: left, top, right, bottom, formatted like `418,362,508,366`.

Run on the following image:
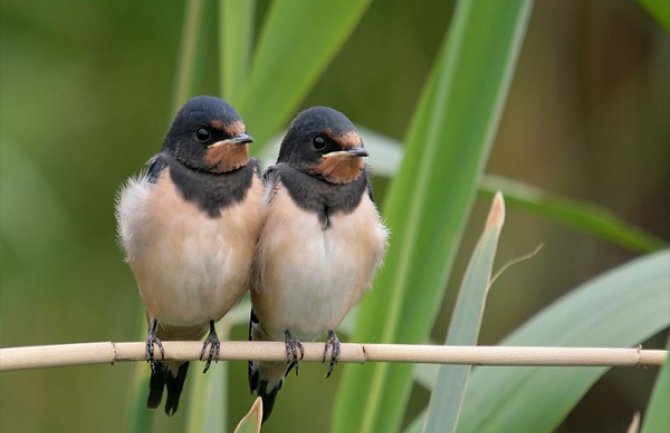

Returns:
249,106,388,422
116,95,265,415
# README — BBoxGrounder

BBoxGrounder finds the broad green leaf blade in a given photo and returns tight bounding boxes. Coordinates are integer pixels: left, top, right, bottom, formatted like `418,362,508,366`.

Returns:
237,0,373,149
456,250,670,433
172,0,212,111
331,1,533,433
219,0,256,102
480,175,666,253
638,0,670,33
423,193,505,433
641,337,670,433
232,397,263,433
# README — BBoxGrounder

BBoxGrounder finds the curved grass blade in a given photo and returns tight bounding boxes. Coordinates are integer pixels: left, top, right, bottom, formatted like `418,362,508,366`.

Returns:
331,2,533,433
219,0,256,102
455,250,670,433
423,193,505,433
237,0,373,149
640,336,670,433
480,175,666,253
232,397,263,433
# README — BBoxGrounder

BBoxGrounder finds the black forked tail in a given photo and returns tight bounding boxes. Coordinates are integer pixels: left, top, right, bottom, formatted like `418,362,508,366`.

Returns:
147,363,166,409
248,308,283,423
257,380,282,423
147,361,190,416
248,309,260,393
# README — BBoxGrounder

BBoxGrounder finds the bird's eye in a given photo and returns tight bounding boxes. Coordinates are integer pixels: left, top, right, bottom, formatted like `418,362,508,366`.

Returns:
313,135,326,150
196,128,211,141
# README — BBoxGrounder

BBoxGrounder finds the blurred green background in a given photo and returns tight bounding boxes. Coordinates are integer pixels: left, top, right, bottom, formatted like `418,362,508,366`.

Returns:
1,1,668,432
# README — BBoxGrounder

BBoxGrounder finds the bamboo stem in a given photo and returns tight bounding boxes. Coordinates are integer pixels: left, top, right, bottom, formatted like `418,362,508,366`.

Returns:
0,342,665,372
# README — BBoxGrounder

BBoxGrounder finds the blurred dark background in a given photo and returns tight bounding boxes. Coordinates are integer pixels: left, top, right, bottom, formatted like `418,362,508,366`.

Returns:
1,1,668,432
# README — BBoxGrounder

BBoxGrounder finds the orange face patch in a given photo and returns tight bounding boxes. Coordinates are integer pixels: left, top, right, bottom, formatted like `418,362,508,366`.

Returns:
209,120,246,137
312,154,364,184
335,130,363,149
204,140,249,173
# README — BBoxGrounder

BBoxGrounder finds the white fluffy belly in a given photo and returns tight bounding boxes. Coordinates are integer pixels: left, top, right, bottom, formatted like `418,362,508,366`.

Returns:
117,169,264,327
253,186,387,341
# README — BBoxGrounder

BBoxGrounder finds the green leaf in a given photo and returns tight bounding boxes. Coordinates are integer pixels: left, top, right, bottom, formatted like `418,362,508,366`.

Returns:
237,0,373,149
479,175,666,253
638,0,670,33
455,250,670,433
219,0,256,102
172,0,212,111
331,1,533,433
232,397,263,433
423,193,505,433
641,337,670,433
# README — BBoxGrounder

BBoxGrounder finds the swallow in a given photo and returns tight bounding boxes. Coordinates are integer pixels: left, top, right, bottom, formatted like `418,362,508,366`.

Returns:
115,95,265,415
248,106,389,421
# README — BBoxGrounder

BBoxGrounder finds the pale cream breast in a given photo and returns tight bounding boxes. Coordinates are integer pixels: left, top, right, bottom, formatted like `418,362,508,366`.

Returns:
252,184,387,341
117,169,265,327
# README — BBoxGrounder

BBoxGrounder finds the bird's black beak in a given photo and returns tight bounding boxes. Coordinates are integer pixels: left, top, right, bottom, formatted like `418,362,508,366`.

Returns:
230,133,254,145
208,133,254,148
346,147,368,157
322,146,369,159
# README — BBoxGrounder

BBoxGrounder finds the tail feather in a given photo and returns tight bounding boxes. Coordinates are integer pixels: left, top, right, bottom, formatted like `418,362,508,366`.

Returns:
147,363,166,409
146,361,190,416
249,308,286,423
258,379,282,423
165,362,190,416
248,309,259,393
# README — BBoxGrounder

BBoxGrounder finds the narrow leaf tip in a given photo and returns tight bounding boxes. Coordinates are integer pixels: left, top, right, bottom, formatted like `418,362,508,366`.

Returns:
485,191,506,230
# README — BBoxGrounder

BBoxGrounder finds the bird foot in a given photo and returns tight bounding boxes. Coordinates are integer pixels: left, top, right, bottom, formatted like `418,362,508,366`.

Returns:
323,330,340,378
200,321,220,373
146,318,165,373
284,330,304,376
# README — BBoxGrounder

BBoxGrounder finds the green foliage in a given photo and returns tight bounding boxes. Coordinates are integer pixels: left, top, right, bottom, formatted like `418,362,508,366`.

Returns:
479,176,667,252
324,127,665,253
641,337,670,433
1,1,667,433
234,0,374,148
455,250,670,433
423,193,505,433
173,0,212,110
638,0,670,32
219,0,256,101
232,398,263,433
331,1,533,432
